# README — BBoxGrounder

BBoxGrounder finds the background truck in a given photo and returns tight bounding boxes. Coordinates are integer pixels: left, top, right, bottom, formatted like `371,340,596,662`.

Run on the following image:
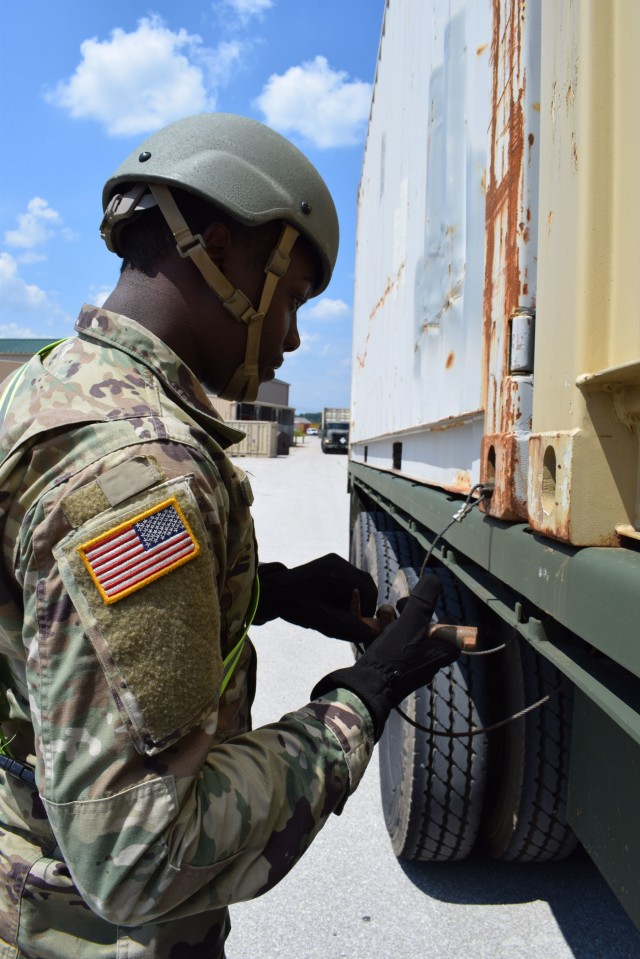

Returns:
320,407,350,453
348,0,640,930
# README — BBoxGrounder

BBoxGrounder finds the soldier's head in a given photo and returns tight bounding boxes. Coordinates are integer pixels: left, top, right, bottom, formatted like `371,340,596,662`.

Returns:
100,113,339,401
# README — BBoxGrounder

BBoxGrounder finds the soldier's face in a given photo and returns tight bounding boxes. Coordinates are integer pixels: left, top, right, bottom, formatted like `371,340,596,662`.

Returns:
197,234,318,394
257,238,317,382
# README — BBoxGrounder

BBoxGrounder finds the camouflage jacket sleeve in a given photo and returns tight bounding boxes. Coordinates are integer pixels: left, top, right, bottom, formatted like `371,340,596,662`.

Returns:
16,434,375,928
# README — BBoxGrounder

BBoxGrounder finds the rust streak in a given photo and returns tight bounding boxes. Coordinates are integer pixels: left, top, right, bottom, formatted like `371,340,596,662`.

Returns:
446,351,455,369
482,0,527,437
455,470,471,491
368,262,406,322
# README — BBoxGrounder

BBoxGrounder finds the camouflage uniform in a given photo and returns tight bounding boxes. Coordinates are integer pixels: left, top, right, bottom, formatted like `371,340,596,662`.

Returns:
0,305,374,958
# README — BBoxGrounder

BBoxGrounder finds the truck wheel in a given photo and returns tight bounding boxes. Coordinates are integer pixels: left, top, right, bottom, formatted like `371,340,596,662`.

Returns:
350,511,396,569
365,529,424,605
376,559,489,862
480,638,577,862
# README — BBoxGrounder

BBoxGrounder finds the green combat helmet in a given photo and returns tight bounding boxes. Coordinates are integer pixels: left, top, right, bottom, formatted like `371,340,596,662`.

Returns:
100,113,340,402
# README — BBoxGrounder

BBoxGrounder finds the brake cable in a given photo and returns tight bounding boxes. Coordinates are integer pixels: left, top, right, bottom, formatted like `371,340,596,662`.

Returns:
393,684,567,738
358,483,566,738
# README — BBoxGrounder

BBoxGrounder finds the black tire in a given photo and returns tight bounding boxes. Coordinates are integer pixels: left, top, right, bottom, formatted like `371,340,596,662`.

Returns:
364,529,425,606
388,566,420,605
349,510,396,569
377,564,489,862
480,638,577,862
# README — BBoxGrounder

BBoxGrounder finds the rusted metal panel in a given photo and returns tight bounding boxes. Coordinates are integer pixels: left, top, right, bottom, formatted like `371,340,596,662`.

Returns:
480,0,540,521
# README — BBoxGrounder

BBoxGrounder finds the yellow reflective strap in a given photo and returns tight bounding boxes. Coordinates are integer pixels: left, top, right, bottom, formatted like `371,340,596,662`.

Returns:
36,338,68,356
0,726,15,760
219,573,261,697
0,368,26,428
0,656,15,760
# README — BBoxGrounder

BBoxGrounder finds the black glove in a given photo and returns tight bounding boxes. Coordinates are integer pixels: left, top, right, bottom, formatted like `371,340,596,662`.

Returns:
311,574,459,741
254,554,378,645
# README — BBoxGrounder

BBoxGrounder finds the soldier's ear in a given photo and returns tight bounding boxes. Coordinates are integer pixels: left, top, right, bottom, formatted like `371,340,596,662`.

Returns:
202,223,232,265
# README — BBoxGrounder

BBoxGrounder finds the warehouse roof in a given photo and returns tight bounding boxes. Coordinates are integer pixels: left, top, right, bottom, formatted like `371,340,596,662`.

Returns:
0,338,61,354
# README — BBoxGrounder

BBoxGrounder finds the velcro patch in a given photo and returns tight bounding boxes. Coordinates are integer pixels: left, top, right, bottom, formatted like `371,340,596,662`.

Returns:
78,497,200,604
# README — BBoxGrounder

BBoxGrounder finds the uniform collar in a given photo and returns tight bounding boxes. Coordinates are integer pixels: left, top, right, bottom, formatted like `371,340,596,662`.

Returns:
75,304,245,449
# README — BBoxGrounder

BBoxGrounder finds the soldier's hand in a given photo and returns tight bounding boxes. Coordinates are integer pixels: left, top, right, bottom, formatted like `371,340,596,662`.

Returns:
311,574,459,741
254,554,378,644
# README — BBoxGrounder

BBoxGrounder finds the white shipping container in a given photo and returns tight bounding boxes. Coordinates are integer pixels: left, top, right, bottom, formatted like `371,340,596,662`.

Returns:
351,0,640,547
351,0,496,491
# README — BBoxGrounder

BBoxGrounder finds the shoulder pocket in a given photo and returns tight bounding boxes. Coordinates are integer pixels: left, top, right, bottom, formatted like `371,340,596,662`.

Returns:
53,477,222,754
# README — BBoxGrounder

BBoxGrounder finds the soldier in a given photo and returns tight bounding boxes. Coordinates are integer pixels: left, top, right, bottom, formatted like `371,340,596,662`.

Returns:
0,113,456,958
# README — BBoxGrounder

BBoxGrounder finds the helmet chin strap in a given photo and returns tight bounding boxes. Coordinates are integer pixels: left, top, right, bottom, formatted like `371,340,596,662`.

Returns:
149,184,299,402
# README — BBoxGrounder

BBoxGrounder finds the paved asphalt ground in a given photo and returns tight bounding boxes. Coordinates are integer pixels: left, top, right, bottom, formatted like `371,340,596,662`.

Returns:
224,437,640,959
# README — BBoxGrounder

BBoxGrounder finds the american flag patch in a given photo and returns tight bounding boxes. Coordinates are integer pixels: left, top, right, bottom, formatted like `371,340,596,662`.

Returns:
78,497,200,604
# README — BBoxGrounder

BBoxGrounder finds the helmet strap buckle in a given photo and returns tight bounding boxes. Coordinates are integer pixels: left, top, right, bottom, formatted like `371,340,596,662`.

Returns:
175,230,205,258
264,245,291,279
100,184,157,253
222,289,255,324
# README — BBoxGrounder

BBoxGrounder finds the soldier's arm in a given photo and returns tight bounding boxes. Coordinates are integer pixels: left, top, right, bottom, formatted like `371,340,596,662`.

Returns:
18,440,374,926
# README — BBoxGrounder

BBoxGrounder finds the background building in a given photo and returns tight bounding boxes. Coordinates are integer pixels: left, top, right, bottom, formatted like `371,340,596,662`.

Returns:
0,340,295,457
0,339,55,382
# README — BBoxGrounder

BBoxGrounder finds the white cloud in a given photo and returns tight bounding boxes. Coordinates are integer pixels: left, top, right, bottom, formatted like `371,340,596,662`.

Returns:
16,252,48,265
0,254,71,330
45,16,242,137
296,330,321,354
255,56,372,148
0,322,38,338
218,0,273,23
4,198,71,250
305,297,350,320
0,253,48,311
200,40,244,87
87,284,113,308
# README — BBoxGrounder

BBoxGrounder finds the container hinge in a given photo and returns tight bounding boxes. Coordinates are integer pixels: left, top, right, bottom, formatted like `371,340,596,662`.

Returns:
509,308,536,374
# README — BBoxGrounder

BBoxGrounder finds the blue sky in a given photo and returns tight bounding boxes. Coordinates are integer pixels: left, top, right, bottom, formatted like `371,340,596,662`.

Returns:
0,0,385,411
